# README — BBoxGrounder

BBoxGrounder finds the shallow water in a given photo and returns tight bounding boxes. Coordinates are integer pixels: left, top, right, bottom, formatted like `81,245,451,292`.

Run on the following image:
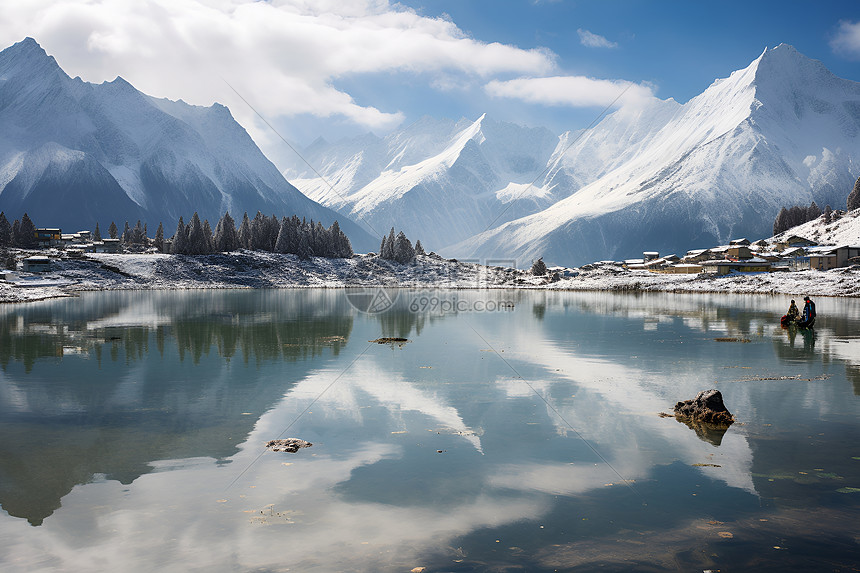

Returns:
0,289,858,571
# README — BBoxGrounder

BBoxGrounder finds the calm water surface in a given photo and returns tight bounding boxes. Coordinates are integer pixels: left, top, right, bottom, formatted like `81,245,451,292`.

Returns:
0,289,858,571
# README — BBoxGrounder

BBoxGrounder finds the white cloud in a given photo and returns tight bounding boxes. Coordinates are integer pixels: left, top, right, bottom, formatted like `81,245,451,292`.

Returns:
830,19,860,59
485,75,656,109
0,0,556,135
577,28,617,49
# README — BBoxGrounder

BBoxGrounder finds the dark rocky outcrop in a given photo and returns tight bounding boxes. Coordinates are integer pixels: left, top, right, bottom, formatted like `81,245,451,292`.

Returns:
674,389,734,426
265,438,312,453
673,389,734,446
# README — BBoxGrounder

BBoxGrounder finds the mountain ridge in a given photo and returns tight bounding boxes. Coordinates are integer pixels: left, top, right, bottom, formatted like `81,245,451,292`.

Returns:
0,37,375,251
288,43,859,266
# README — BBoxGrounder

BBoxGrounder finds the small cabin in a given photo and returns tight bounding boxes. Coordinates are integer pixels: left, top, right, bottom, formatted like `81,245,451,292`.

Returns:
777,235,817,251
726,245,753,260
97,238,121,253
701,258,772,275
22,256,51,273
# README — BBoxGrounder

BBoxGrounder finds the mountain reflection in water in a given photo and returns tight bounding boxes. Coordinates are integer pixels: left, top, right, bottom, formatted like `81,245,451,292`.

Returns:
0,289,856,572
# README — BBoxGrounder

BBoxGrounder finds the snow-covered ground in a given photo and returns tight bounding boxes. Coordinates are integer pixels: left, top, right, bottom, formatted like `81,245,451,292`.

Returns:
2,251,860,305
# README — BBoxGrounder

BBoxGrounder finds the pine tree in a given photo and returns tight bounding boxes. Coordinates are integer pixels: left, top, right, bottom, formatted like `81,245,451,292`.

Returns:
203,219,214,253
275,217,291,253
296,224,312,260
11,220,20,247
379,235,387,257
172,217,187,254
824,204,833,224
154,222,164,251
108,221,118,239
394,231,414,263
329,220,352,258
132,220,145,244
531,257,547,276
788,205,805,229
185,212,207,255
773,207,788,235
0,212,10,247
93,222,102,242
848,175,860,212
238,212,252,250
414,239,425,256
382,227,396,260
214,211,240,252
18,213,37,249
122,221,131,245
807,201,821,221
267,215,280,251
288,216,301,254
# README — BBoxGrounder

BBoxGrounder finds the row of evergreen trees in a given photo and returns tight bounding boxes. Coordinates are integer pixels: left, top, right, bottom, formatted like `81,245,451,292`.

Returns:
772,201,830,235
773,175,860,236
170,211,352,259
0,212,37,249
378,227,424,264
0,209,354,260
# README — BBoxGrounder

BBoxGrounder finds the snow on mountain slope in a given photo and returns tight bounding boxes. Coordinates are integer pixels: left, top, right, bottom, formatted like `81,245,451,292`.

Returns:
0,38,375,251
285,114,560,248
770,206,860,247
450,45,860,267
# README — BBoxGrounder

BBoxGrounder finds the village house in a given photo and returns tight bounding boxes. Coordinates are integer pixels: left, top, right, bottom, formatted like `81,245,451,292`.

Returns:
726,244,753,260
682,248,712,263
701,258,773,275
777,235,817,251
35,228,62,248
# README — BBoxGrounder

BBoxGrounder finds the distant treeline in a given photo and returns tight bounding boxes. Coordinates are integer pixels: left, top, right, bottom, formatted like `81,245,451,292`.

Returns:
168,211,353,259
773,175,860,236
0,210,354,259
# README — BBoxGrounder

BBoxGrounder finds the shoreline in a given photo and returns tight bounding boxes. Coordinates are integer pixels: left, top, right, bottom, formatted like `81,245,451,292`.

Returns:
2,251,859,304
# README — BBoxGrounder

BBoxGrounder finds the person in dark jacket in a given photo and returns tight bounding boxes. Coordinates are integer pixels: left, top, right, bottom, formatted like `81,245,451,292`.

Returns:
800,295,816,328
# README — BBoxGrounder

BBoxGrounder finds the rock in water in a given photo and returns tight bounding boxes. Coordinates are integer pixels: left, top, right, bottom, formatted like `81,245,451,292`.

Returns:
265,438,313,453
673,389,734,426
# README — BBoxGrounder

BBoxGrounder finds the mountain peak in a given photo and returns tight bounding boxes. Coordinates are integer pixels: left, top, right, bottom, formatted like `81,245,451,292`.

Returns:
753,43,838,89
0,36,63,78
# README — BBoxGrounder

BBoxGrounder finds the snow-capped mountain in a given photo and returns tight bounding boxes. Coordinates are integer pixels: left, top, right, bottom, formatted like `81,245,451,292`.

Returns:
292,44,860,267
283,114,561,250
0,38,374,250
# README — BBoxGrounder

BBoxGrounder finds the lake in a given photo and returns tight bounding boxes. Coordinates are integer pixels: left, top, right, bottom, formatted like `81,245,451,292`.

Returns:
0,289,858,571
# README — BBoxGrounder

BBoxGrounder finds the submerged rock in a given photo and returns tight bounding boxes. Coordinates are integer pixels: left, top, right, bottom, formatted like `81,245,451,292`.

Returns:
265,438,313,453
674,389,734,426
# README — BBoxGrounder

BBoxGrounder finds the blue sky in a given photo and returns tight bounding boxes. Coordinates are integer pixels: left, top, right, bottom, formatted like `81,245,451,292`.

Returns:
1,0,859,163
332,0,860,139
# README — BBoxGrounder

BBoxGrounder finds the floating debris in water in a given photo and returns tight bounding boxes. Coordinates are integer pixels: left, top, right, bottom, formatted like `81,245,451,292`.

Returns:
265,438,312,453
739,374,830,382
692,463,722,468
714,337,751,343
370,337,410,347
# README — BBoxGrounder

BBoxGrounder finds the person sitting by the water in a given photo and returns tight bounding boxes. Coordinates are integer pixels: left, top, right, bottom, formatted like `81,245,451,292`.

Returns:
799,295,816,328
786,299,799,323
